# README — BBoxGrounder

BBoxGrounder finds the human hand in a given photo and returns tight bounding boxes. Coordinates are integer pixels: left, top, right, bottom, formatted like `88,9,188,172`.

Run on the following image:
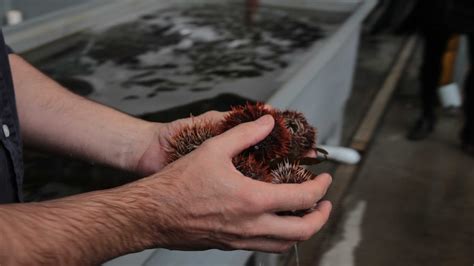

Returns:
129,115,332,253
134,111,226,175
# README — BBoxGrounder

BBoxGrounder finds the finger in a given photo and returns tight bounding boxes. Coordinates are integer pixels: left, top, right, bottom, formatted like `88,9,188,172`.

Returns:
303,149,317,158
256,173,332,212
208,115,275,158
299,200,332,235
173,111,225,130
263,104,273,110
249,201,332,241
195,110,227,124
228,238,295,253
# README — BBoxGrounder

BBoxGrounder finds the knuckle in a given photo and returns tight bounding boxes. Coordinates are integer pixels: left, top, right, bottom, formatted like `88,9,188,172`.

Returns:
325,173,333,184
300,192,315,209
312,184,325,199
238,188,267,212
320,178,331,193
276,243,293,253
200,138,219,153
251,192,270,212
235,187,251,203
240,225,257,239
228,241,245,250
300,229,313,241
205,110,221,117
317,174,331,192
236,124,253,137
296,225,314,241
247,190,262,207
249,127,265,142
229,222,256,239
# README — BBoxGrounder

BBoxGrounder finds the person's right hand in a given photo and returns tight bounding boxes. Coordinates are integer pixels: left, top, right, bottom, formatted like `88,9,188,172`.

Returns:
128,115,333,253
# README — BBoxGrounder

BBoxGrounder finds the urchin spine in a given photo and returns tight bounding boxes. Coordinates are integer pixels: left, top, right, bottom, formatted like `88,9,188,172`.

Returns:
165,104,324,217
269,160,315,184
220,103,291,163
281,110,316,158
166,122,217,163
233,155,268,181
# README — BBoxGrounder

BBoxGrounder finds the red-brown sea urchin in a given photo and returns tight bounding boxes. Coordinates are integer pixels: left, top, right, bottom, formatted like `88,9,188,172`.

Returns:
165,103,326,217
219,103,291,163
266,160,315,184
166,121,218,163
233,155,269,181
266,160,317,216
281,110,316,158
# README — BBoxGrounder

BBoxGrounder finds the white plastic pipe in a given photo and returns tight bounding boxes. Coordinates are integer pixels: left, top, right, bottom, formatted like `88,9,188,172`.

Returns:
319,145,361,165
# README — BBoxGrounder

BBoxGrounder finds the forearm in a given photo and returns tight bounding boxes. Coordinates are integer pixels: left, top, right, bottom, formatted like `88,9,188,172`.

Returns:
0,184,157,265
9,54,157,172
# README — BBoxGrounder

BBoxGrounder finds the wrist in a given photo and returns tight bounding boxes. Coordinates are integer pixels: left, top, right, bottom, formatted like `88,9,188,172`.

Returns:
120,120,162,175
115,176,171,249
133,122,168,175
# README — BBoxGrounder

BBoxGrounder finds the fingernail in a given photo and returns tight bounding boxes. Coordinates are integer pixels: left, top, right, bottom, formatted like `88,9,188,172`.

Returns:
256,115,273,125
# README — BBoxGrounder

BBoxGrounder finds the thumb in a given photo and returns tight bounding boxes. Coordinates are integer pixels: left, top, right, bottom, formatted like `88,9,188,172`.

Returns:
210,115,275,158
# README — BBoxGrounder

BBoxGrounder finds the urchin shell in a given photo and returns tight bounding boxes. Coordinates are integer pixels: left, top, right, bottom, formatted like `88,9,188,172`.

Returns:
219,103,291,163
281,110,316,158
267,160,316,216
166,121,218,163
233,155,269,181
266,160,315,184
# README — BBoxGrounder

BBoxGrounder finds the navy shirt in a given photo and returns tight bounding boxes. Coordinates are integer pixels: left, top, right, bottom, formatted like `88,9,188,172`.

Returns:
0,30,24,203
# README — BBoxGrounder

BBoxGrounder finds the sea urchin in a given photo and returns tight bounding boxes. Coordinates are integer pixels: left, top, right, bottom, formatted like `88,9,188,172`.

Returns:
219,103,291,163
266,160,315,184
165,103,327,217
233,155,269,181
281,110,316,158
166,121,218,163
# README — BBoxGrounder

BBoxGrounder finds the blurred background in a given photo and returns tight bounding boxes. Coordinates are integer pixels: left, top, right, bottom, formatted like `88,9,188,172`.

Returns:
1,0,473,265
0,0,93,21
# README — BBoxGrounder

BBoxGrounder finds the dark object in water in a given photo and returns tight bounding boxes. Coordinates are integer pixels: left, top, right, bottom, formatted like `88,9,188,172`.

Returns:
190,87,212,92
50,4,326,93
122,95,140,100
55,77,94,96
141,93,253,123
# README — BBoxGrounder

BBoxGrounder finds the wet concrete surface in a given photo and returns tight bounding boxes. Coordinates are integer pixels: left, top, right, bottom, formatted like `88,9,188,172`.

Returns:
282,33,405,266
317,40,474,266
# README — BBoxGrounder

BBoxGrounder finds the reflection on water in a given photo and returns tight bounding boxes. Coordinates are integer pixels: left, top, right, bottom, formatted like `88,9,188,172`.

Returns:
36,4,339,115
24,3,348,201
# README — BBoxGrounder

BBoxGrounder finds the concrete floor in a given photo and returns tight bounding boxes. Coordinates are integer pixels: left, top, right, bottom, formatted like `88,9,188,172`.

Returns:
316,38,474,266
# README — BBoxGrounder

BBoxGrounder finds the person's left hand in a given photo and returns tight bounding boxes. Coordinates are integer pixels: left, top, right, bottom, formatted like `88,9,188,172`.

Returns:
134,111,226,176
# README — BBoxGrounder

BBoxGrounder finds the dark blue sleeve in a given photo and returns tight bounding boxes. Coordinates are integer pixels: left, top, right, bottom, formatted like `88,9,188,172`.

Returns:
1,29,14,54
6,45,14,54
